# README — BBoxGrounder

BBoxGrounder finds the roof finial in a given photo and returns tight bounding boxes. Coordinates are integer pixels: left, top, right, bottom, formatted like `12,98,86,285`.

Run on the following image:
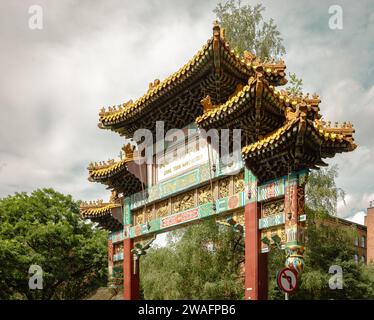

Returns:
213,20,220,31
148,79,160,92
200,95,216,112
122,143,135,160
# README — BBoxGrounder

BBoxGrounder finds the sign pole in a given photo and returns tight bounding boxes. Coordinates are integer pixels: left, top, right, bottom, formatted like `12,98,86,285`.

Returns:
285,292,289,300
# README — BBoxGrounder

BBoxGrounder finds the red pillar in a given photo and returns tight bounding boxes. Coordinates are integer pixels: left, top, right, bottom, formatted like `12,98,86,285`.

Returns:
123,238,140,300
244,202,268,300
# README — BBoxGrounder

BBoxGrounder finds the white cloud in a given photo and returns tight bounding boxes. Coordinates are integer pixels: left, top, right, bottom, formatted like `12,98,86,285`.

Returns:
152,232,168,248
346,210,366,226
0,0,373,215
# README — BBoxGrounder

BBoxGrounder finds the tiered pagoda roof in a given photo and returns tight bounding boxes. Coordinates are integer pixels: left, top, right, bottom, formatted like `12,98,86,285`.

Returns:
193,66,356,181
241,115,356,181
81,23,356,229
80,191,123,231
97,23,287,138
87,144,144,196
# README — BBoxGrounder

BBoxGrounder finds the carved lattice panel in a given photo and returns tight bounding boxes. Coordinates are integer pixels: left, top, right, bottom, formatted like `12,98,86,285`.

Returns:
132,208,144,226
261,199,284,218
233,171,245,194
172,190,195,213
144,205,154,222
198,184,213,205
155,200,169,218
218,177,231,198
113,242,124,255
233,210,245,227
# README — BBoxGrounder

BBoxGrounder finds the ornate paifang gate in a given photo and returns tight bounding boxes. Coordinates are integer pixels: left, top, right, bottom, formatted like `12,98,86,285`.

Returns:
80,23,356,300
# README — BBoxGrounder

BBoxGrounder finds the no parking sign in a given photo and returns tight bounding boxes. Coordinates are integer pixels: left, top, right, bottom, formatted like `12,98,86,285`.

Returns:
277,268,298,293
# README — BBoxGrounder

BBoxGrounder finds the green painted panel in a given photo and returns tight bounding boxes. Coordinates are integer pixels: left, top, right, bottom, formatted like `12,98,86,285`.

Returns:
216,197,228,213
246,170,257,203
129,158,244,210
259,213,285,229
160,169,200,196
257,178,285,201
199,163,212,182
148,185,160,202
199,202,214,218
149,218,161,232
123,197,132,225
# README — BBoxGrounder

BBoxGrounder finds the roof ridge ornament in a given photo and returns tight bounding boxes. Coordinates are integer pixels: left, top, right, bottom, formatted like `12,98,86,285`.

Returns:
99,100,134,117
80,199,105,209
148,79,160,92
80,191,122,210
213,21,221,75
87,159,117,171
200,95,217,112
243,50,256,63
122,143,135,160
109,189,121,204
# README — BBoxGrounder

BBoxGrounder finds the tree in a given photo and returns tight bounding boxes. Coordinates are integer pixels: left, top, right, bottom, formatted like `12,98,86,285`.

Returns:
268,167,374,300
140,219,244,299
292,209,374,300
213,0,285,58
286,73,303,97
306,165,346,216
214,1,303,95
0,188,108,300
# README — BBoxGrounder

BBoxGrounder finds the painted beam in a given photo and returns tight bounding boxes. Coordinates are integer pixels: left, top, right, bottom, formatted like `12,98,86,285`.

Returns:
128,159,245,210
126,191,246,239
259,214,307,230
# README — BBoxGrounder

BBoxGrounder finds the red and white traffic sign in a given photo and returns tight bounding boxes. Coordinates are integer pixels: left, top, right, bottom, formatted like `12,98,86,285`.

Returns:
277,268,298,293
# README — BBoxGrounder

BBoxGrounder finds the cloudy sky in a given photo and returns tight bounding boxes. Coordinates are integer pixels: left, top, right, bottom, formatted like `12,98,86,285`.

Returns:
0,0,373,225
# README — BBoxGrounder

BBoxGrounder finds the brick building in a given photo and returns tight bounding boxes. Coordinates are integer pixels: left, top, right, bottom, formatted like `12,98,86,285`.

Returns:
364,201,374,264
324,215,367,264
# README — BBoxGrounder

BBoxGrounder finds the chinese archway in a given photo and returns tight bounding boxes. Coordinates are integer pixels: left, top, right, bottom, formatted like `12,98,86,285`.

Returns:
80,23,356,300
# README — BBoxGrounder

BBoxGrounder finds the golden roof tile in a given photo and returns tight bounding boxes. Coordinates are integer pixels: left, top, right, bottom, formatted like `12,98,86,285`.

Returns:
99,40,212,125
87,143,136,180
80,190,122,218
242,118,299,155
80,202,121,218
241,116,357,156
196,82,253,124
196,73,323,127
312,119,357,149
98,25,289,129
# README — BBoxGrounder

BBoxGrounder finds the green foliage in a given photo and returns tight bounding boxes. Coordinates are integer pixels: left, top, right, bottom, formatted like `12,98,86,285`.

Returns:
213,0,285,58
285,73,303,96
269,168,374,300
213,1,303,98
0,188,108,300
140,219,244,299
267,244,286,300
306,165,346,216
292,207,374,300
